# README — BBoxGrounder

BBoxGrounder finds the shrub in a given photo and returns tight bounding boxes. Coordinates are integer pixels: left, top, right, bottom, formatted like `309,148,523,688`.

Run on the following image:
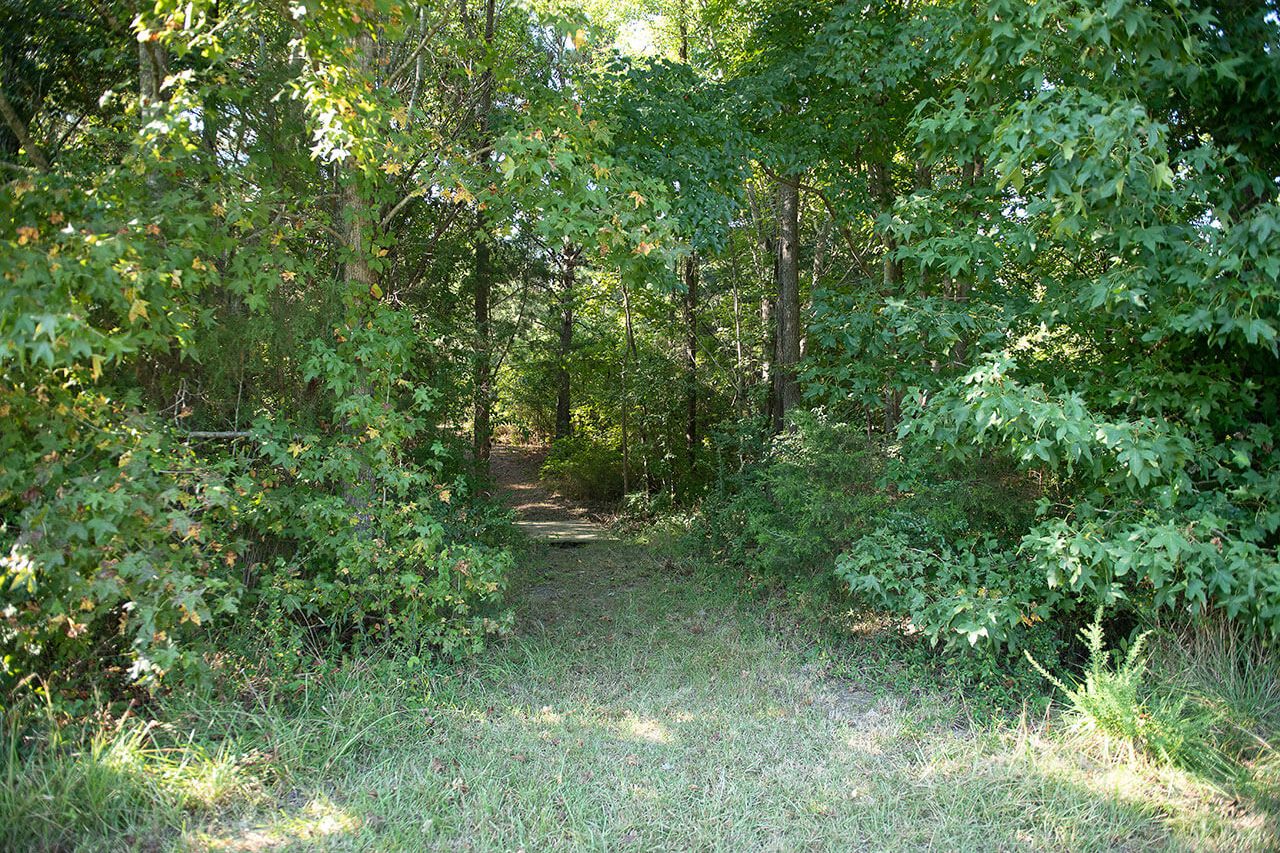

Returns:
540,435,625,502
0,401,244,690
1,301,514,701
703,412,1051,648
237,309,513,661
702,411,887,594
835,530,1056,651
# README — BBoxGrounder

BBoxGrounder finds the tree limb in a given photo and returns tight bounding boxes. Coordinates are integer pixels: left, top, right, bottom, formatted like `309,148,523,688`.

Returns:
0,88,50,171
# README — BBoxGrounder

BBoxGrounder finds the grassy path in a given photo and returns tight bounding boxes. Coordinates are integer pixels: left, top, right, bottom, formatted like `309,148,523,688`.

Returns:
124,453,1264,850
177,533,1271,851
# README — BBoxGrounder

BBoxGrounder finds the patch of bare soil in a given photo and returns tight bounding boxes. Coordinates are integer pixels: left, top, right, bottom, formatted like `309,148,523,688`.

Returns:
489,444,603,523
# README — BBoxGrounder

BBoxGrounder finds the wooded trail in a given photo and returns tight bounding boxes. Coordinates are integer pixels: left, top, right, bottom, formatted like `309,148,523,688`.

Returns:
492,444,609,544
186,460,1234,851
151,454,1267,849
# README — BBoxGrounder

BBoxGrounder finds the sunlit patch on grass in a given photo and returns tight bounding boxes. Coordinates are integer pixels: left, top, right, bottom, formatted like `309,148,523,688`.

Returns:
622,713,671,744
533,704,563,725
195,794,361,851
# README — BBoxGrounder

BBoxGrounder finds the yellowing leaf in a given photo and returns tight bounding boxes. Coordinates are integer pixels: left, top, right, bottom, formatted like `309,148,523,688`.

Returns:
128,299,149,324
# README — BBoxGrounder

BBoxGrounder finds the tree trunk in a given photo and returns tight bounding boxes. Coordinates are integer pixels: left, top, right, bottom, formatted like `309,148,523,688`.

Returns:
804,215,833,360
621,279,635,494
0,88,49,170
730,247,746,412
471,0,497,468
683,252,699,479
678,0,690,63
774,175,802,429
555,250,576,441
340,30,378,521
761,289,775,426
870,160,902,431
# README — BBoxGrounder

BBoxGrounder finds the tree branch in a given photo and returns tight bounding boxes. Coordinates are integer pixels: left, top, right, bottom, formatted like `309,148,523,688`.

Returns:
0,88,50,171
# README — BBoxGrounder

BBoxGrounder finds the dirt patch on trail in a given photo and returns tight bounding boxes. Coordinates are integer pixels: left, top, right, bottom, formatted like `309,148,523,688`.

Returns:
490,444,604,523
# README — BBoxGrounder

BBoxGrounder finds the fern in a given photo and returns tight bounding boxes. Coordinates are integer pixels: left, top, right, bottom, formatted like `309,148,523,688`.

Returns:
1028,608,1198,765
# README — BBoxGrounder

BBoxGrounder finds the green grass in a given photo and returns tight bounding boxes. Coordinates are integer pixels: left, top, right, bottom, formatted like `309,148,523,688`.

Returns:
5,540,1276,851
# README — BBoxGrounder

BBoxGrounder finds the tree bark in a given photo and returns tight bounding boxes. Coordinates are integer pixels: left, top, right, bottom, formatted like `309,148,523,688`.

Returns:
555,249,576,441
804,215,833,360
620,279,636,494
761,289,775,426
774,175,802,430
471,0,497,468
683,252,699,477
340,30,378,521
870,160,902,430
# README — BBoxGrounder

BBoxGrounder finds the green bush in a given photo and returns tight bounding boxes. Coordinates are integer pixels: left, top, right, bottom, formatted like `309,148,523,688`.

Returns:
835,530,1056,651
702,412,884,590
540,435,626,502
236,309,513,661
1,294,514,701
702,412,1050,647
0,400,244,689
1,161,252,691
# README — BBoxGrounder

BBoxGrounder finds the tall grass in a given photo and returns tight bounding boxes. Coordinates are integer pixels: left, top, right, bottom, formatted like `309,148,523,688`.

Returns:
1,710,256,851
1028,608,1280,818
1149,616,1280,804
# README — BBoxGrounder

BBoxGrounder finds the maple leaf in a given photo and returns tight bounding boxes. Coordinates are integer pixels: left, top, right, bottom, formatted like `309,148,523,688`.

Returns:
128,299,149,324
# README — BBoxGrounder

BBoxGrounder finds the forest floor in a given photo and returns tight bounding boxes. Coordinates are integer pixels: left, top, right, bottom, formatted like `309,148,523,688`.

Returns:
74,453,1270,851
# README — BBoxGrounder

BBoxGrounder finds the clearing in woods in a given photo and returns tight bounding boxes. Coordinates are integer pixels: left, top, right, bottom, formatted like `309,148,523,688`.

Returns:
188,450,1263,851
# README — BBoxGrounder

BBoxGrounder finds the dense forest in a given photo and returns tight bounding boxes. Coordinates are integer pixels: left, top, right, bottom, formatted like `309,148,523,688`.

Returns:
3,0,1280,848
